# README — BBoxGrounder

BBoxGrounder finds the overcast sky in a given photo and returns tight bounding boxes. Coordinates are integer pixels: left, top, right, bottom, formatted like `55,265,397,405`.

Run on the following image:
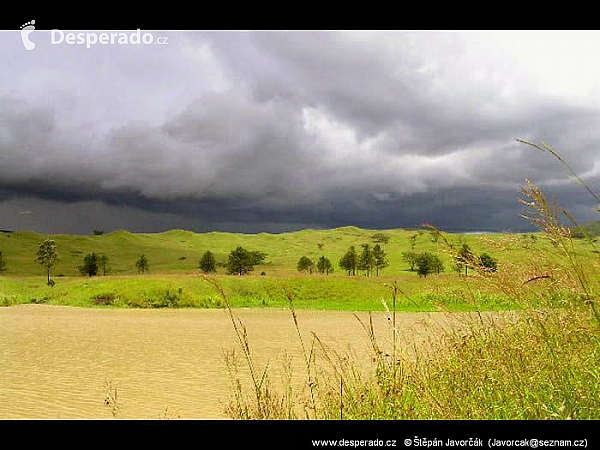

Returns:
1,29,599,234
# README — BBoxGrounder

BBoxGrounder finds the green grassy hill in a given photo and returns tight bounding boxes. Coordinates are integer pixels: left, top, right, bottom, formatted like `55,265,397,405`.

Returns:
1,226,598,278
0,226,546,277
1,226,598,311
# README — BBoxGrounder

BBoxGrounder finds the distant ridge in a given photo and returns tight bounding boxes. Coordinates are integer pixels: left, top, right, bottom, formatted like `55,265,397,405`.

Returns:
0,225,531,237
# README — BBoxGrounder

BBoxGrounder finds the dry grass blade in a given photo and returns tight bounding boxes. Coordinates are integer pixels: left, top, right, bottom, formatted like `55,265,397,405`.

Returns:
202,274,272,418
282,286,318,418
516,138,600,324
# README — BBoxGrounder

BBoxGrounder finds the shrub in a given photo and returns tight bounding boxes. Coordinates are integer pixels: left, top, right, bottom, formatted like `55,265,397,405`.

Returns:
136,254,149,274
199,251,217,274
125,289,182,308
479,253,498,272
79,253,99,277
93,293,117,306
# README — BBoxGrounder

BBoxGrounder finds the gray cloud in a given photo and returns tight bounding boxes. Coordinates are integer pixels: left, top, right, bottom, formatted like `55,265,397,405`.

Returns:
0,30,599,234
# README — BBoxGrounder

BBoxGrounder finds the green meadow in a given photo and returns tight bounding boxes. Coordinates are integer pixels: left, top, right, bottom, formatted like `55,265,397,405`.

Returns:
0,225,598,311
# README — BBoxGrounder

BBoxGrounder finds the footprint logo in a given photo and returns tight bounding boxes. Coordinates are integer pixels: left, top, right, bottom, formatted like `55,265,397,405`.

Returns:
20,20,36,50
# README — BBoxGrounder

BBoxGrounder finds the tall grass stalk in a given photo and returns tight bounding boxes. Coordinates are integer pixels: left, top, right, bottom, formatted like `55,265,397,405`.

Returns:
202,275,271,419
283,286,318,419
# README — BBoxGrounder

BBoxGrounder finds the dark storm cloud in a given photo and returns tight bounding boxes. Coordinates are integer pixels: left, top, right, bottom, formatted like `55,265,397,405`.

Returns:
0,30,599,234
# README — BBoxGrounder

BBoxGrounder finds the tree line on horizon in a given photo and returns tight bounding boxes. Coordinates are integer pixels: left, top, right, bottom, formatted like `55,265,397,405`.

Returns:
297,243,389,277
298,235,498,278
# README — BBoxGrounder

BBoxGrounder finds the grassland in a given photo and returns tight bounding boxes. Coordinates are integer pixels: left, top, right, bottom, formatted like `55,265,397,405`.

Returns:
1,226,598,311
2,220,599,420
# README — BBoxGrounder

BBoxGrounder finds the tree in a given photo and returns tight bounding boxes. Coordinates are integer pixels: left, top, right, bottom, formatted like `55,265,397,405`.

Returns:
358,244,375,276
415,252,444,278
199,250,217,274
401,251,418,271
249,250,267,267
225,246,267,276
0,250,6,273
36,239,60,285
98,254,110,276
79,253,99,277
431,254,445,275
415,252,433,278
316,255,333,275
372,244,388,276
136,254,149,274
479,253,498,272
339,246,357,276
415,252,432,278
457,243,474,276
297,256,315,274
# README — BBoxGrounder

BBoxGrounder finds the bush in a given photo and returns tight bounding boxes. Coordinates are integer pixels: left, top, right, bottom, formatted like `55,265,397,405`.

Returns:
199,251,217,274
93,293,117,306
124,289,182,308
0,295,17,307
136,254,149,274
479,253,498,272
79,253,99,277
152,289,181,308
